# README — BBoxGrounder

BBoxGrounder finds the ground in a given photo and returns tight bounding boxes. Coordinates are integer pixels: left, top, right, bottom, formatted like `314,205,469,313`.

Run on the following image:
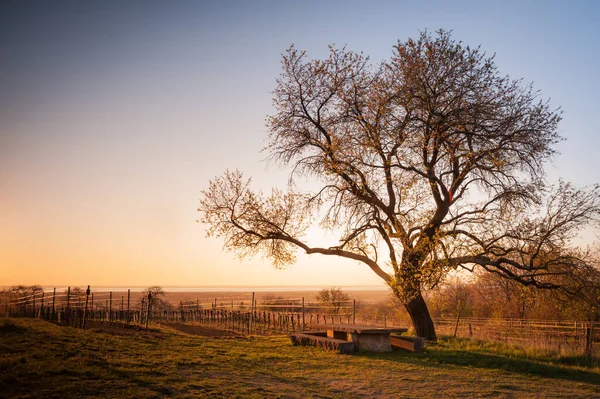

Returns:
1,318,599,398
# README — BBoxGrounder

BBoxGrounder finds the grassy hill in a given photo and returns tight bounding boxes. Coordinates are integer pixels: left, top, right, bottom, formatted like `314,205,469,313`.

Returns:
1,318,599,398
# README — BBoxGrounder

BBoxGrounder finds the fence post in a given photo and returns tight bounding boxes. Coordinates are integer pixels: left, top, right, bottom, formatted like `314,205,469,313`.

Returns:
83,285,90,329
454,313,461,338
66,287,71,326
302,297,305,329
109,292,113,323
140,298,145,325
586,320,595,359
249,292,255,335
353,299,356,324
39,292,45,319
127,289,131,325
146,292,152,330
52,288,56,320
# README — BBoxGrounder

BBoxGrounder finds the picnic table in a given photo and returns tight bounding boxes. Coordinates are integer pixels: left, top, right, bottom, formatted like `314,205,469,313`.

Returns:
308,323,408,352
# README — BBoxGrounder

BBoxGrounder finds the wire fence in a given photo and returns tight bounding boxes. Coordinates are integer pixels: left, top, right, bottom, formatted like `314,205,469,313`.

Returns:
1,286,359,334
2,286,598,357
433,317,600,357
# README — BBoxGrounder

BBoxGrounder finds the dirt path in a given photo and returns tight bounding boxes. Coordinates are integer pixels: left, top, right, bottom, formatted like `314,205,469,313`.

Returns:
165,322,246,338
86,320,245,339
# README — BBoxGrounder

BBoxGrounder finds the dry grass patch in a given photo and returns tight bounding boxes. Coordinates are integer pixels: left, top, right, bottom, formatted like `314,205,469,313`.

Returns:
0,318,599,398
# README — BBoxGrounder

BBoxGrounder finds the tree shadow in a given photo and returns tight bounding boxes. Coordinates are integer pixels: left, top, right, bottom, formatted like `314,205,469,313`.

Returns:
358,348,600,385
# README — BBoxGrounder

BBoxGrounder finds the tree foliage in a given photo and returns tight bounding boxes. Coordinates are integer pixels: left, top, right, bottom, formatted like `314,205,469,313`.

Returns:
199,30,600,340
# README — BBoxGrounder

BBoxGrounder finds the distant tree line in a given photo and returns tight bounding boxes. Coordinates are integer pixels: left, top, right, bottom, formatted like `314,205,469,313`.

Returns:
428,266,600,322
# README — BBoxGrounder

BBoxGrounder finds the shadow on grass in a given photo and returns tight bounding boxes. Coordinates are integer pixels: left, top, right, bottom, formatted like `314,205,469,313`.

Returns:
0,319,27,333
358,345,600,385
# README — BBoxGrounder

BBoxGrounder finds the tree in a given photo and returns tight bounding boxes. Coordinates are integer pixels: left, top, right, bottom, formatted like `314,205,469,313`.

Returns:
5,285,43,300
142,286,167,310
1,285,43,311
198,30,600,340
431,278,473,319
317,287,350,313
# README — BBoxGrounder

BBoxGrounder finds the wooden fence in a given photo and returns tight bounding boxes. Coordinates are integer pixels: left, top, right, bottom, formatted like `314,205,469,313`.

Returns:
2,286,598,356
1,286,357,335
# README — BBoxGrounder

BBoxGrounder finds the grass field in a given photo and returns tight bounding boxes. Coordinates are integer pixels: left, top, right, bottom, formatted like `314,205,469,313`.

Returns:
1,318,599,398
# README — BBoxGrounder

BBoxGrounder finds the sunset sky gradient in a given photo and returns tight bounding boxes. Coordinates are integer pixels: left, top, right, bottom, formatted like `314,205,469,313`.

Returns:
1,0,599,288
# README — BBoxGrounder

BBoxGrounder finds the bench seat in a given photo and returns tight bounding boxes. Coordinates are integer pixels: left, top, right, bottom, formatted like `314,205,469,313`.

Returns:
390,334,425,352
290,332,355,354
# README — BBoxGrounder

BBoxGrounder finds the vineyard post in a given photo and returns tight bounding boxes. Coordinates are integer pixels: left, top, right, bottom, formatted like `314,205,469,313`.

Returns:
214,298,217,309
52,288,56,320
39,292,45,319
250,292,255,335
83,285,90,329
353,299,356,324
141,298,145,325
66,286,71,325
146,292,152,330
302,297,305,329
32,292,36,318
109,291,113,323
127,289,131,325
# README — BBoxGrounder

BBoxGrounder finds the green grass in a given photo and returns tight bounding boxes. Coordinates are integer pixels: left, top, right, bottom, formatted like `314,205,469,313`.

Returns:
1,318,599,398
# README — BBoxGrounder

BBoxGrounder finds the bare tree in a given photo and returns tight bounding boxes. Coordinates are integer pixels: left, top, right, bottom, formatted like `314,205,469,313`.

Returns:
5,285,43,300
317,287,350,313
142,286,168,310
198,30,600,340
432,279,473,319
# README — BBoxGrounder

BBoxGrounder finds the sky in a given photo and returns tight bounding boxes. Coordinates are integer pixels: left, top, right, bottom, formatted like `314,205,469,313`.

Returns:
1,0,599,289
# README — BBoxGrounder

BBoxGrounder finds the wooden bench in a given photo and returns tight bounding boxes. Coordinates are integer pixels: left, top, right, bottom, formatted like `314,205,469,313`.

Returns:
389,334,425,352
290,332,355,354
309,323,408,352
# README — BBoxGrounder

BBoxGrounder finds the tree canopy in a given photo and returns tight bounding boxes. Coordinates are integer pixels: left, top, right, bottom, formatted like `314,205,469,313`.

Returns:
199,30,600,340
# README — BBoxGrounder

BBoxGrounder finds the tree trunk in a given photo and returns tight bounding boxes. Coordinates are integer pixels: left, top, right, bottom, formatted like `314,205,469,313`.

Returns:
404,293,437,342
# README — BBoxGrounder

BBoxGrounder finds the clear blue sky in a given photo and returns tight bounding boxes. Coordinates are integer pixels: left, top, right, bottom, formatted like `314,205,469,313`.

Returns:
1,0,599,288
